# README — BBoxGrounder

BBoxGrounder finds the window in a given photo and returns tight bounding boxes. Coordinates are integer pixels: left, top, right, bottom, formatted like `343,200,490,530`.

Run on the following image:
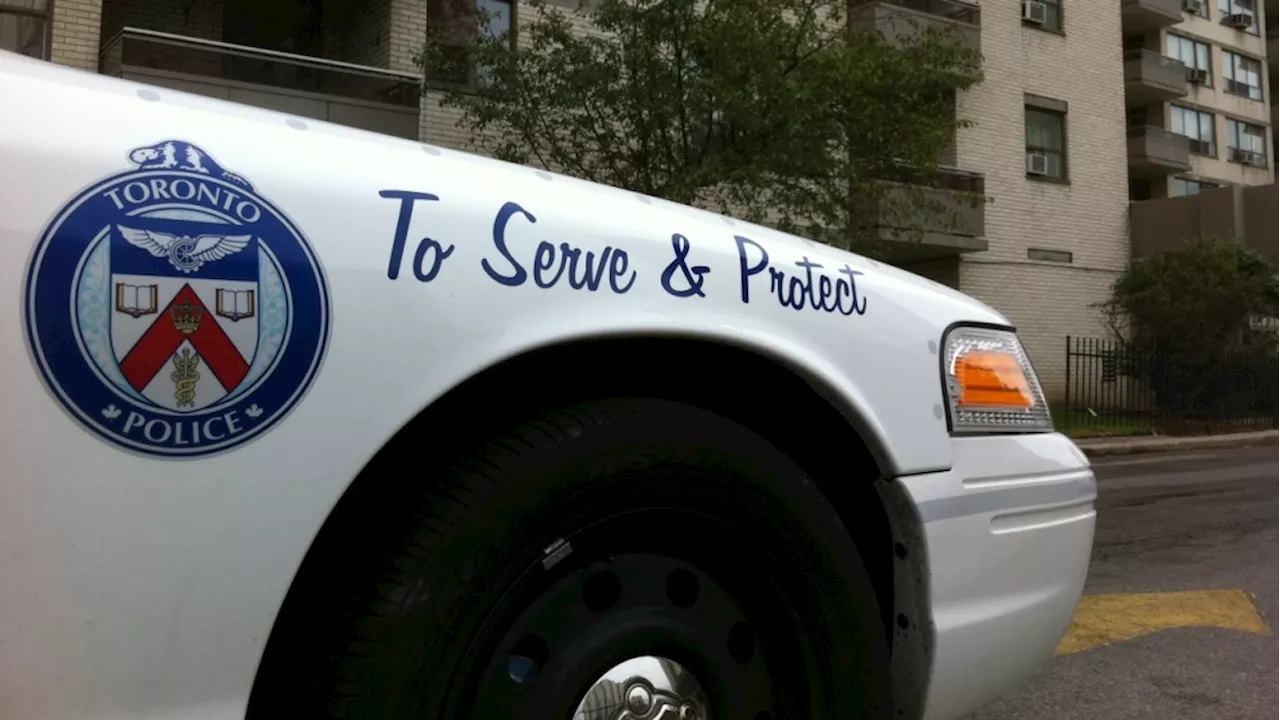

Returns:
0,0,49,60
1222,51,1263,99
1217,0,1258,33
1226,118,1266,165
1166,34,1212,85
1025,106,1067,180
427,0,513,86
1023,0,1063,33
1170,105,1216,155
1172,177,1217,196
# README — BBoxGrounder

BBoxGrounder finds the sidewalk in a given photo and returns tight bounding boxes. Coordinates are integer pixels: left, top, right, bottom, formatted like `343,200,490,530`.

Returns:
1074,429,1278,458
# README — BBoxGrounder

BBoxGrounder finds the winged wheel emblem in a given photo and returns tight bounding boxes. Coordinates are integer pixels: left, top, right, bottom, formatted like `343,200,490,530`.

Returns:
119,226,252,274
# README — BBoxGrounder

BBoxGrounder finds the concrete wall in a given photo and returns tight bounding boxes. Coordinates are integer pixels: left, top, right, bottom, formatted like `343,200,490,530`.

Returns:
1131,183,1280,263
1131,187,1237,253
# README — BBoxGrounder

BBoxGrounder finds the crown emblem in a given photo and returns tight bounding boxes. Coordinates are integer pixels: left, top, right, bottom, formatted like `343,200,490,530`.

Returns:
170,299,204,335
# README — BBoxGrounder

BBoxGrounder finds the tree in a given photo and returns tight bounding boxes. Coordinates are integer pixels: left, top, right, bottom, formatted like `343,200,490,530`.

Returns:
418,0,985,258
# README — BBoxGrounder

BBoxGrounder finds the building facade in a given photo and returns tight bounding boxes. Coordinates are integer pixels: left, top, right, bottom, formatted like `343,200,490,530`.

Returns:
10,0,1275,399
1121,0,1278,281
1123,0,1274,201
953,0,1132,399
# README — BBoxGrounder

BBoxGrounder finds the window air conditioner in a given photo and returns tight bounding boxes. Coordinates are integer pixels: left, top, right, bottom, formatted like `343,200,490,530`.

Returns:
1026,152,1050,175
1226,12,1252,27
1182,0,1202,13
1022,0,1048,24
1186,67,1209,84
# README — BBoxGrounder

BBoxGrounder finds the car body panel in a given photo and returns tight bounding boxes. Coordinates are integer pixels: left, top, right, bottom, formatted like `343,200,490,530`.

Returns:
0,51,1088,720
889,433,1096,719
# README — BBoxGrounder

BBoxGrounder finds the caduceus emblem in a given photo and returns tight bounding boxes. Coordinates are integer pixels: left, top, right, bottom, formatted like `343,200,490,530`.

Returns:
171,347,201,408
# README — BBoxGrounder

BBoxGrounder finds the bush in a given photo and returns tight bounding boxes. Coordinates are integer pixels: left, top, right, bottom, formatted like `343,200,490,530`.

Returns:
1099,237,1278,418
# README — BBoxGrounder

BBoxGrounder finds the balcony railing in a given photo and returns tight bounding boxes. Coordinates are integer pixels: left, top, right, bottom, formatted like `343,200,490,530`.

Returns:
868,166,987,260
849,0,982,56
100,27,422,139
1123,49,1188,106
1127,125,1192,175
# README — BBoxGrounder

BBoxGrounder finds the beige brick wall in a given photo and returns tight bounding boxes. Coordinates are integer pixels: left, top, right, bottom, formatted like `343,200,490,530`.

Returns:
388,0,426,74
50,0,103,71
953,4,1131,399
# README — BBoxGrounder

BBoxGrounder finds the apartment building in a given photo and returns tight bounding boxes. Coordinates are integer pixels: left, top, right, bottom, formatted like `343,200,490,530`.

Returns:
1123,0,1274,199
1121,0,1277,268
11,0,1270,397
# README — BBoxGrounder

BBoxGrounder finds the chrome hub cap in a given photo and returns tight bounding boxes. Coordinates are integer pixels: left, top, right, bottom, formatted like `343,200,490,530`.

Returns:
573,656,710,720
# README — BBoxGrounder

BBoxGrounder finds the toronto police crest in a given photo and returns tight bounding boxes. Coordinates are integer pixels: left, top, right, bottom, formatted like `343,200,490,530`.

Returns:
24,140,331,458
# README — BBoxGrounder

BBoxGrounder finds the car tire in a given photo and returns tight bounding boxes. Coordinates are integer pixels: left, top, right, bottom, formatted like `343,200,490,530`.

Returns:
259,398,890,719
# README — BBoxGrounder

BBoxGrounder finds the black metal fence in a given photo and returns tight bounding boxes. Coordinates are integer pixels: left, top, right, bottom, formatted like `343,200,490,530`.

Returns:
1062,336,1279,435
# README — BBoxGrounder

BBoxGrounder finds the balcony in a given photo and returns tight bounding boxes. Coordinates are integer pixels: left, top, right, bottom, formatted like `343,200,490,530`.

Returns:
1123,49,1188,107
1120,0,1184,33
1131,183,1278,263
100,27,422,140
1127,126,1192,175
868,167,988,262
849,0,982,57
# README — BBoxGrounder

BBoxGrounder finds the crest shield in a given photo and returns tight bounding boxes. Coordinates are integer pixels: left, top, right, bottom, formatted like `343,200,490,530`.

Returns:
108,223,260,412
25,140,330,457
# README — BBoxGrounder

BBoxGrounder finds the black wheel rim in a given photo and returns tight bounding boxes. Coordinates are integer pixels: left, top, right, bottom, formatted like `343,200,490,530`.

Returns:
454,509,807,720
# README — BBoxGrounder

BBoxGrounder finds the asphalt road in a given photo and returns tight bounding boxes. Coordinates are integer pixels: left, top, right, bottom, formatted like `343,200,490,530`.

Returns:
964,445,1279,720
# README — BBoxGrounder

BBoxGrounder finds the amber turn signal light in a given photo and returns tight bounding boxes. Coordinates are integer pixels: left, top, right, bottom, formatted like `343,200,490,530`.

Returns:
953,349,1035,409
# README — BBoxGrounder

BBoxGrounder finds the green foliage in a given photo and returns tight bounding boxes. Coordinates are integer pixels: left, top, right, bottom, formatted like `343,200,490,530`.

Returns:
1100,237,1278,358
1098,237,1278,419
418,0,984,256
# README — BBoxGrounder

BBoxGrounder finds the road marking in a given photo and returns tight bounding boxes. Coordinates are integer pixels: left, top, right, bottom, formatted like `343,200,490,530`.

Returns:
1057,589,1271,656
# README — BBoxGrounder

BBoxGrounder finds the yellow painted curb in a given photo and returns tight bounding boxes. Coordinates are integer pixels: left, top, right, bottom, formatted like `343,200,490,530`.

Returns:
1057,589,1271,656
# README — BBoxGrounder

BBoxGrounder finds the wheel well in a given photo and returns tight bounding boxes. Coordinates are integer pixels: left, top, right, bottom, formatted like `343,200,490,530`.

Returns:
248,337,895,712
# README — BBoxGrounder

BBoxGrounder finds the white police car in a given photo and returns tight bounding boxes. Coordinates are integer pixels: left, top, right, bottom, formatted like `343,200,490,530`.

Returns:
0,50,1096,720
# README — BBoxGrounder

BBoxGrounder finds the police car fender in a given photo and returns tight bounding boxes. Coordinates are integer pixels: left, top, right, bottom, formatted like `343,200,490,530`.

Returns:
0,54,1063,720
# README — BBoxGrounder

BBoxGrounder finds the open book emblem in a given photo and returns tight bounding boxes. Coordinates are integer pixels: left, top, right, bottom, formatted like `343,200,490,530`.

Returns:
215,288,256,322
115,283,159,318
